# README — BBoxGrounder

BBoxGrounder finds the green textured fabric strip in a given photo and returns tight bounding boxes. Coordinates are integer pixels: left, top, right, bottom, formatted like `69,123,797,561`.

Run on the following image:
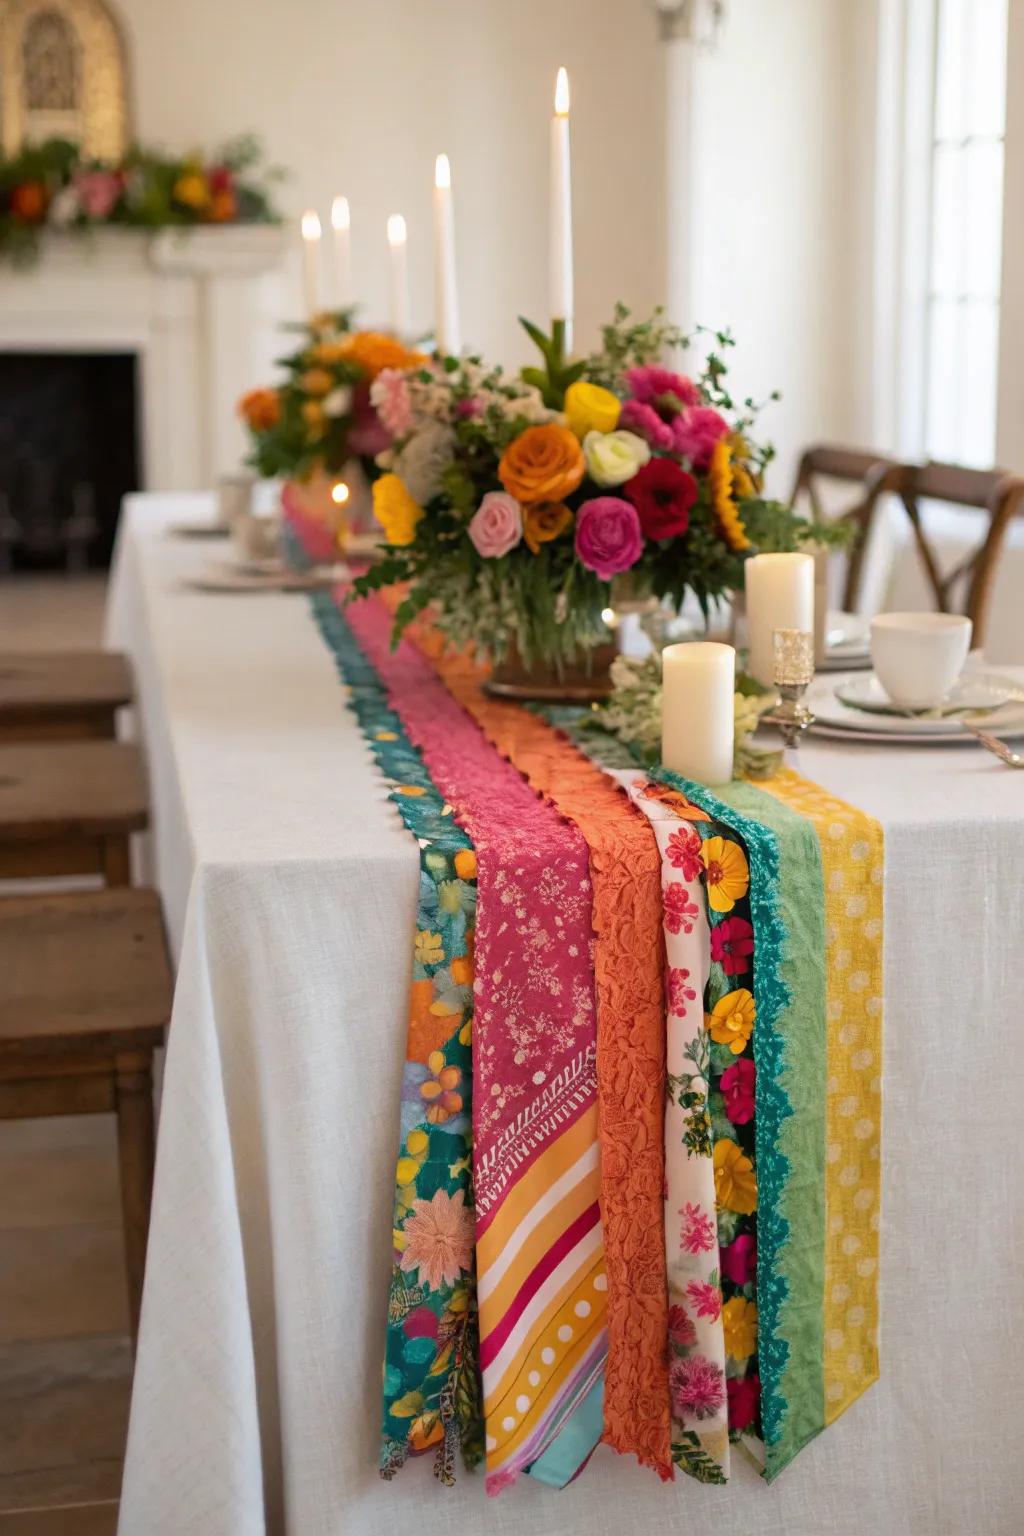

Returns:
713,781,827,1479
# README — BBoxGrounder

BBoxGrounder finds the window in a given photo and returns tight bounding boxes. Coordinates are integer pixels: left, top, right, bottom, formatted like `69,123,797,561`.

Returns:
923,0,1009,466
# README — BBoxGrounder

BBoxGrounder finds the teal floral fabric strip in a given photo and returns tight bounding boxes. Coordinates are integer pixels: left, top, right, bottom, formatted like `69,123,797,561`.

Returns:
711,781,827,1478
650,770,793,1458
310,592,483,1483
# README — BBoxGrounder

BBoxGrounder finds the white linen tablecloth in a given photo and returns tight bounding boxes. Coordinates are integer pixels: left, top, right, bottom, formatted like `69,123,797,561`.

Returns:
110,493,1024,1536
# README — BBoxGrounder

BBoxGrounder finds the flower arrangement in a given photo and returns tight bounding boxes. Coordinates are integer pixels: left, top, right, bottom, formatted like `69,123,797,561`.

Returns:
0,134,281,265
239,315,428,483
353,305,840,673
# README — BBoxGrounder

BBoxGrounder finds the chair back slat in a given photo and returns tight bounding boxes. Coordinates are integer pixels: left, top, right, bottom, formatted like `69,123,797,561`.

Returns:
790,443,903,611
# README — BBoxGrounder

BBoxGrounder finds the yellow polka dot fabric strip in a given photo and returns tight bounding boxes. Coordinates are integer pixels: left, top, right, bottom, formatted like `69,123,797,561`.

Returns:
757,767,883,1423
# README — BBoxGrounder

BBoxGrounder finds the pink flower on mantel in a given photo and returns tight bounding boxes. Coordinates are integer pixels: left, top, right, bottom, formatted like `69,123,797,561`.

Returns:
371,368,414,438
666,965,697,1018
672,405,731,469
664,881,699,936
668,1303,697,1348
720,1056,756,1125
686,1278,723,1322
665,826,703,882
679,1201,717,1255
670,1354,726,1422
75,169,121,220
398,1187,473,1290
720,1231,757,1287
468,490,523,558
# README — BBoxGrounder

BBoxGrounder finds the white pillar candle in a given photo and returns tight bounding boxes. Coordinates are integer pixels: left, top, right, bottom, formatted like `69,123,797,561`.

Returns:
549,65,573,352
331,196,352,310
661,641,735,787
432,154,461,358
386,213,409,337
744,552,815,687
300,209,321,317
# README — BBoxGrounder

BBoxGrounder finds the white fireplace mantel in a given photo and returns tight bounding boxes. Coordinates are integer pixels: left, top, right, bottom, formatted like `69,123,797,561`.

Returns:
0,225,289,491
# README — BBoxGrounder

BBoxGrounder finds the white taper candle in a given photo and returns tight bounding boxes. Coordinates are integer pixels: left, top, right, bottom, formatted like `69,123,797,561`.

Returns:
550,66,573,351
386,213,409,337
661,642,735,787
433,155,461,357
331,196,352,310
300,209,321,318
744,552,815,687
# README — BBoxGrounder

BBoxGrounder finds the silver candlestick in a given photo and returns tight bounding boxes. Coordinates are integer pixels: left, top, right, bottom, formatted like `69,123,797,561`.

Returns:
766,628,815,747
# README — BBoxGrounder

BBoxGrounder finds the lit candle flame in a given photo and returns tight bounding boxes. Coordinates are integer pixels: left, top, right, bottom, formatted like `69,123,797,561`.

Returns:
331,196,350,231
301,209,321,242
554,66,570,117
387,213,407,248
331,481,350,506
435,153,451,191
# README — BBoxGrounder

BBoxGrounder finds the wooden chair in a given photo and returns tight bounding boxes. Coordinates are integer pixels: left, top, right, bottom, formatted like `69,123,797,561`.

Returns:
0,740,147,884
0,650,133,743
790,445,906,610
0,887,173,1341
894,462,1024,650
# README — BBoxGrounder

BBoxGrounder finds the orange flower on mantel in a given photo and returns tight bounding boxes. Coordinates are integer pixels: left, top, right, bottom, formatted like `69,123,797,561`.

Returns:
238,387,280,431
498,424,585,505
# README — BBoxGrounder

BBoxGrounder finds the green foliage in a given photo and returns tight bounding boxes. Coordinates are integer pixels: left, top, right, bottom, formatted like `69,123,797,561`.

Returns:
672,1431,729,1485
519,316,586,407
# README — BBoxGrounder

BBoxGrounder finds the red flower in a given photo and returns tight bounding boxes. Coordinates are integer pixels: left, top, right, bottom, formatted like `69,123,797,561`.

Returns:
10,181,47,224
710,915,754,976
679,1201,717,1255
664,882,699,936
665,825,703,881
720,1057,756,1125
209,165,235,194
670,1354,726,1422
668,1303,697,1347
727,1373,761,1431
686,1279,723,1321
624,457,698,540
665,965,697,1017
720,1232,756,1287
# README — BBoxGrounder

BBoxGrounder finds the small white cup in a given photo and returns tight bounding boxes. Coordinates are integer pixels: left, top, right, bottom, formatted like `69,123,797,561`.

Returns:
869,611,972,708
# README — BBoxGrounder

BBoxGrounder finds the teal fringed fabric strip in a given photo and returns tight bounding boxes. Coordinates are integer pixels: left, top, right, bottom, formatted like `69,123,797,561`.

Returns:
650,769,793,1455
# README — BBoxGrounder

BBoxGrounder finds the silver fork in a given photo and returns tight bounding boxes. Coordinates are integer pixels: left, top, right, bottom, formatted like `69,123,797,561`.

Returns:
961,720,1024,767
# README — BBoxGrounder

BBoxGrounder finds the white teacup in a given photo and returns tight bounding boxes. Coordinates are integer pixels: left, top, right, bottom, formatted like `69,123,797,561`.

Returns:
869,612,972,708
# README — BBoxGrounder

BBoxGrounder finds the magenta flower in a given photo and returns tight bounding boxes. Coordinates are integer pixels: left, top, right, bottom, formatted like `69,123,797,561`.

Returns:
574,496,643,580
727,1373,761,1431
679,1201,716,1255
720,1232,756,1287
670,1354,726,1422
666,965,697,1017
618,399,675,452
710,915,754,976
686,1279,723,1321
625,365,700,409
720,1057,756,1125
665,826,703,881
664,882,699,936
75,169,121,219
672,405,730,468
668,1303,697,1348
468,491,522,558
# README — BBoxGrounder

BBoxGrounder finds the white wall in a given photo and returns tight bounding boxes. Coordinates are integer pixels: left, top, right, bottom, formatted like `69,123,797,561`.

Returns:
686,0,869,493
115,0,667,367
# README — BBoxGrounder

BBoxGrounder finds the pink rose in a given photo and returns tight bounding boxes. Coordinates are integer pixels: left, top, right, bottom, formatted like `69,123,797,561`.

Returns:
468,491,522,558
618,399,675,452
672,405,730,468
720,1232,756,1287
720,1056,756,1125
574,496,643,580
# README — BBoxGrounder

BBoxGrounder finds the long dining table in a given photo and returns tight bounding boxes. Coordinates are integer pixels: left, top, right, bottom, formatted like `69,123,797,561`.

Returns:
109,491,1024,1536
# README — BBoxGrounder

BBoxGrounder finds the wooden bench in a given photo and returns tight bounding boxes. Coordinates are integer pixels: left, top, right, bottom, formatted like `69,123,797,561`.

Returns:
0,739,148,884
0,888,173,1341
0,650,133,743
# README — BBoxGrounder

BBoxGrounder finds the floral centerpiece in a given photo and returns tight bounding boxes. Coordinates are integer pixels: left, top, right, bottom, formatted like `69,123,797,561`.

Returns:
0,134,281,265
238,316,427,557
354,306,836,687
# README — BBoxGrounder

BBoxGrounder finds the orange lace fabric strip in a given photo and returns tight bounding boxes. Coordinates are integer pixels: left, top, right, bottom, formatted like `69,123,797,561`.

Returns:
404,622,672,1478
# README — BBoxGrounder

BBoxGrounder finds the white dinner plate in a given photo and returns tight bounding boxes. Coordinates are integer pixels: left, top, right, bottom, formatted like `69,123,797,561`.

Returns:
805,670,1024,745
834,672,1024,721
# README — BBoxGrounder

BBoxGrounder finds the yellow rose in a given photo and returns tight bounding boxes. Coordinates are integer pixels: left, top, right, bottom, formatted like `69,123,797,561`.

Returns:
373,472,424,547
722,1296,758,1361
565,380,621,439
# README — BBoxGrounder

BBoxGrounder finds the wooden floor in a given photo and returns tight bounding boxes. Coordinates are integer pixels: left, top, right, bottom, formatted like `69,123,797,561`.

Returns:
0,575,125,1536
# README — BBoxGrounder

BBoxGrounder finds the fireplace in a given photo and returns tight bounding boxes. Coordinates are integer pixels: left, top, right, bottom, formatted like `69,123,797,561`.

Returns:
0,351,140,571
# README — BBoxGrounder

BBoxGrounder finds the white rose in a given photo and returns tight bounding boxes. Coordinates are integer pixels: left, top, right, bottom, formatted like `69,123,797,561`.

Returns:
583,429,651,487
48,187,81,227
323,386,353,418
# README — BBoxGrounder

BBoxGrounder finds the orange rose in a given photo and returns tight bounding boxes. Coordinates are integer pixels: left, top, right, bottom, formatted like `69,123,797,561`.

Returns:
498,425,585,505
339,331,428,381
523,501,573,554
238,387,281,431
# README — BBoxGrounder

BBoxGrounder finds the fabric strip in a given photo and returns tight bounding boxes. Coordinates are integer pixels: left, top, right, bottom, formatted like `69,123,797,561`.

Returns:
756,769,883,1427
400,616,673,1480
310,592,482,1482
343,594,605,1494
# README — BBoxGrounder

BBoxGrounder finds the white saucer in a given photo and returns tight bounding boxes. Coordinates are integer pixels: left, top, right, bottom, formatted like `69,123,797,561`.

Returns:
805,670,1024,745
834,672,1024,722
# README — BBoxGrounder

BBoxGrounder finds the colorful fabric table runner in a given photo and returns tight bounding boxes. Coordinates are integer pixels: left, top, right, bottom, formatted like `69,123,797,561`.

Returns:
313,588,883,1494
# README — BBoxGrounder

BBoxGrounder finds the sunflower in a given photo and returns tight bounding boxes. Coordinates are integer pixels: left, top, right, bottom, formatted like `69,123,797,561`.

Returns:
709,439,750,552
